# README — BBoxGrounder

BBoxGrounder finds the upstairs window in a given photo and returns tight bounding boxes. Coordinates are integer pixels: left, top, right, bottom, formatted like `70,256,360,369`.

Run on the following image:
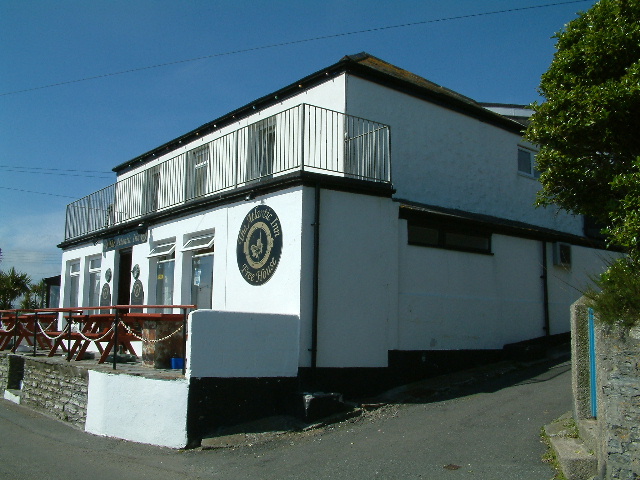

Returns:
143,166,161,212
518,147,540,178
186,145,210,200
246,117,276,181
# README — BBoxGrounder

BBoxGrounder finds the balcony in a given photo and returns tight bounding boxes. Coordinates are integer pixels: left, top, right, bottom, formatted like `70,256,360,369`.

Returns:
64,104,391,241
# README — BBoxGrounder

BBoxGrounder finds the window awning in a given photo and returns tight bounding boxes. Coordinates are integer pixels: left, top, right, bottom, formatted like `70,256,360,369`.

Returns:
148,243,176,258
182,234,214,252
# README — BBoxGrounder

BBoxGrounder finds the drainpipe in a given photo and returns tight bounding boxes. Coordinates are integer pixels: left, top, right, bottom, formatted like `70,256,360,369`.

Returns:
310,184,321,380
541,241,551,338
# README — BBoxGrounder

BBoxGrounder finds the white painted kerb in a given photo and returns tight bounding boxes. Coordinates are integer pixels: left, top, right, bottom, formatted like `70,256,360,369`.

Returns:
85,371,188,449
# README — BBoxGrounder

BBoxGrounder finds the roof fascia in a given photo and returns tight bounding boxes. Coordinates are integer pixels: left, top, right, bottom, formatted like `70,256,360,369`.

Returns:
344,62,524,135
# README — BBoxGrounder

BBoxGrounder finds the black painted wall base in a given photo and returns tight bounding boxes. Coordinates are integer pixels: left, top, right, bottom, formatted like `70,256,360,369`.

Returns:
186,377,299,442
186,336,569,443
387,349,504,387
298,350,505,398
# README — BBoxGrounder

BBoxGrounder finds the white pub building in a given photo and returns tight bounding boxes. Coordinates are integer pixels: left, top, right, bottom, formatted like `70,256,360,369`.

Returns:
57,53,614,447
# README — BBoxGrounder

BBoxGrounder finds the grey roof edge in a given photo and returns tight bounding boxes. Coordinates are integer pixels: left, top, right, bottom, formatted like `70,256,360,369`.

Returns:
113,52,527,174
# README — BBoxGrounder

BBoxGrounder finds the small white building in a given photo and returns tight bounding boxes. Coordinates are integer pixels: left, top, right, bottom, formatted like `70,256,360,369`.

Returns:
58,53,614,445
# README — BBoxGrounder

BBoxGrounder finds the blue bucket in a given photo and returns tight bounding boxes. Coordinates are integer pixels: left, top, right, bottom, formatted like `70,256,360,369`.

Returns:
170,357,184,370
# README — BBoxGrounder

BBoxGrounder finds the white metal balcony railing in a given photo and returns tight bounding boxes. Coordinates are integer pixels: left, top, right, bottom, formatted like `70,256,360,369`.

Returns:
64,104,391,241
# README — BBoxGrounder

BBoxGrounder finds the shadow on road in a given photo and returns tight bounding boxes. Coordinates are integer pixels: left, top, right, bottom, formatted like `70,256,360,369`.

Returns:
371,346,571,406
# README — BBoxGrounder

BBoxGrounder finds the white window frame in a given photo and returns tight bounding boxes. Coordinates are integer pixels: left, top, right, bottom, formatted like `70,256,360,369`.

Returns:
517,146,540,178
87,256,102,311
68,260,81,308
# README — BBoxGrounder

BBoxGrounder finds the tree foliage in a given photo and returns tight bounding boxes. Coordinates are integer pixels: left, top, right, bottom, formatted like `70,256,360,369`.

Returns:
19,279,47,309
0,267,33,309
587,257,640,326
525,0,640,255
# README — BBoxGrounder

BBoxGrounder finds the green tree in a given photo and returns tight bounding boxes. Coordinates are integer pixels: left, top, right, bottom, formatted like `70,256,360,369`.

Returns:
0,267,33,309
19,279,47,309
525,0,640,255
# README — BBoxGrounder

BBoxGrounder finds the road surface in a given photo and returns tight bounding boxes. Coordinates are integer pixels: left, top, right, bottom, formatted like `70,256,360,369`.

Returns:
0,357,569,479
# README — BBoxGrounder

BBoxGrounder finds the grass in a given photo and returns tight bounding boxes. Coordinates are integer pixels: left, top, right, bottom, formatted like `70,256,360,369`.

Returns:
540,426,569,480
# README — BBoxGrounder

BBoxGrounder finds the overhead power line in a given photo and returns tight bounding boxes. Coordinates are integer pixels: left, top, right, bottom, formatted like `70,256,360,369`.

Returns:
0,166,112,179
0,164,112,174
0,0,589,97
0,186,77,199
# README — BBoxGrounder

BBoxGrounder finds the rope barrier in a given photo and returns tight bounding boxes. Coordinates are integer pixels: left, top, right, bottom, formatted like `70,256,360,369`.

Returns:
37,322,71,341
120,321,183,344
0,321,16,333
75,326,114,342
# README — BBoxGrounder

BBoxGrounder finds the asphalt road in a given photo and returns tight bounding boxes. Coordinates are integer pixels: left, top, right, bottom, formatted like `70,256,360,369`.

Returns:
0,357,570,480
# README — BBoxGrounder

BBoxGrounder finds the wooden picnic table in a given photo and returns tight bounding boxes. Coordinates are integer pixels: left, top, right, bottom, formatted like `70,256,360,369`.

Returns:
0,313,57,352
46,312,186,364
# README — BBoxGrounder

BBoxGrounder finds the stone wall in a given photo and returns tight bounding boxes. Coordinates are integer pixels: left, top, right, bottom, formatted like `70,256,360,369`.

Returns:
571,298,640,480
0,354,8,390
595,323,640,480
0,353,25,391
20,357,89,427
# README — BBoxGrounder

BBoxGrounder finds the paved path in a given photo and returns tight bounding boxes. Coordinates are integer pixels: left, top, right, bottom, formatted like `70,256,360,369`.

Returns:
0,357,570,479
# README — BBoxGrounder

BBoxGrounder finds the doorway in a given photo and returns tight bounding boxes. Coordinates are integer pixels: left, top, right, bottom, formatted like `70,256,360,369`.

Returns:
117,249,132,307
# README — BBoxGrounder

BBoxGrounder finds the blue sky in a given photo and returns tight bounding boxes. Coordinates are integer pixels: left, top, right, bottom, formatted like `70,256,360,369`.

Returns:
0,0,596,280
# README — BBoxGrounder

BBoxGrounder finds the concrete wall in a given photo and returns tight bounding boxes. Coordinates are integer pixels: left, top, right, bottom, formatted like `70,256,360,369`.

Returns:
187,311,300,378
571,298,593,421
85,370,189,449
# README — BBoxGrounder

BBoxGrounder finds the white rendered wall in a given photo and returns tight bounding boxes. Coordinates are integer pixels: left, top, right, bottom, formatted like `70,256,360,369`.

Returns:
126,187,304,314
397,222,616,350
345,75,584,237
187,311,300,378
60,243,104,310
85,370,188,448
314,189,398,368
398,232,545,350
546,244,617,335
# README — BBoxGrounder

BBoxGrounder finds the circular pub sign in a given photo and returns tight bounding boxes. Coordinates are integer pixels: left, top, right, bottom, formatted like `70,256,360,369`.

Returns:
237,204,283,285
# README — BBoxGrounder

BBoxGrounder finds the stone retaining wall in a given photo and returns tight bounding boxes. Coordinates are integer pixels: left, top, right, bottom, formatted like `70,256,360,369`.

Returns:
595,324,640,480
0,354,8,389
571,298,640,480
1,353,89,427
0,353,25,391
